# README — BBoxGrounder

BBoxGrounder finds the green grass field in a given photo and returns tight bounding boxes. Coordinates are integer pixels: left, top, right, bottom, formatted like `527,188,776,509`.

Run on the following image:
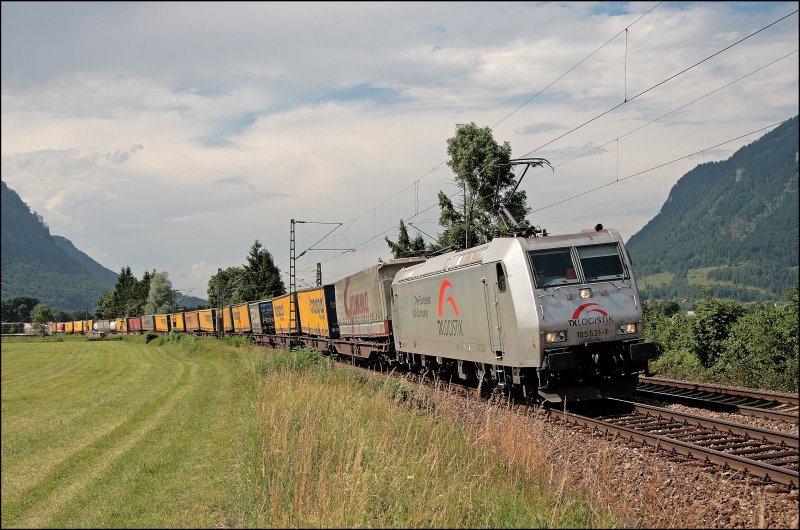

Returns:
2,336,248,528
2,335,614,528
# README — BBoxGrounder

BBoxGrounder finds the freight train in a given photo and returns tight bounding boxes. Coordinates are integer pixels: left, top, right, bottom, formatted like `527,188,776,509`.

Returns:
53,224,655,403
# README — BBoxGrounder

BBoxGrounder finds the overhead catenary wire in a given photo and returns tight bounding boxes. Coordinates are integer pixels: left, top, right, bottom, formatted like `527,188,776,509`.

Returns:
532,121,786,213
292,6,798,282
314,115,792,287
521,49,799,183
302,42,798,281
334,2,664,241
520,7,799,158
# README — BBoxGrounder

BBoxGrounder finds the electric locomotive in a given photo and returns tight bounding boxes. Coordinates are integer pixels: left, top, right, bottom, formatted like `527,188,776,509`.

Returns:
390,224,655,403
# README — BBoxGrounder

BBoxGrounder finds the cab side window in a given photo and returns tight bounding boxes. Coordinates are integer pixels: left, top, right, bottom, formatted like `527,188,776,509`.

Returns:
496,263,507,292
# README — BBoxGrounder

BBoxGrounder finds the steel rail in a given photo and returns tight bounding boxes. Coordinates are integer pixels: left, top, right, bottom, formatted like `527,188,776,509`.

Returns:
544,406,799,487
638,376,799,407
608,398,799,448
632,387,799,424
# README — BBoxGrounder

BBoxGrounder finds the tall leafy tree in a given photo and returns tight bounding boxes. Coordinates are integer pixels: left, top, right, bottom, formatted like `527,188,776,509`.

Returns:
207,266,246,307
1,296,40,322
95,267,153,318
143,271,173,314
690,288,747,367
434,122,532,250
239,240,286,301
133,270,154,314
30,303,55,335
94,290,116,319
385,220,426,258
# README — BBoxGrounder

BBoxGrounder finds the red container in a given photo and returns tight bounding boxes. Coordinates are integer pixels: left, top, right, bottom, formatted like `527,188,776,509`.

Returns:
127,317,143,332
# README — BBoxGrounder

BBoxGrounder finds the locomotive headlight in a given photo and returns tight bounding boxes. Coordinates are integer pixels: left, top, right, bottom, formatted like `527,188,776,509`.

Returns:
545,330,567,343
616,323,637,335
579,288,593,299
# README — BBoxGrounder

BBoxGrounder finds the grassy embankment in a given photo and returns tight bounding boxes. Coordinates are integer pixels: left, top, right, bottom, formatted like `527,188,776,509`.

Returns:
2,334,617,528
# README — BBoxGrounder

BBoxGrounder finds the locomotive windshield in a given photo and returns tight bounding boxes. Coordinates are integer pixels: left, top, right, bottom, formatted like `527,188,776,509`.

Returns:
528,248,580,287
576,243,625,282
528,243,627,287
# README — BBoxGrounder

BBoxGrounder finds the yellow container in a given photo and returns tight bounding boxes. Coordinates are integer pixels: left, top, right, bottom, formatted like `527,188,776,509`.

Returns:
65,321,74,334
198,309,216,333
184,311,200,332
116,318,127,332
221,306,233,332
155,314,170,332
272,293,299,335
73,321,84,333
296,286,338,338
231,303,251,333
170,312,186,332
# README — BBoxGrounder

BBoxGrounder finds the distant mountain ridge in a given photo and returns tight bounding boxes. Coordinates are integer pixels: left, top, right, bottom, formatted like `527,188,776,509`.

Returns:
52,235,120,287
1,180,207,311
626,115,799,302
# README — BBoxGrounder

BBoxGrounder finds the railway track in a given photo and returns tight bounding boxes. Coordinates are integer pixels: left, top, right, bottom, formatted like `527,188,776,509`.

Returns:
633,376,800,424
546,398,799,487
379,367,800,487
286,350,800,488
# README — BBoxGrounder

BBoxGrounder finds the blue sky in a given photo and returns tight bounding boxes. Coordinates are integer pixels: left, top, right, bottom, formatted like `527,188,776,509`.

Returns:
2,1,798,300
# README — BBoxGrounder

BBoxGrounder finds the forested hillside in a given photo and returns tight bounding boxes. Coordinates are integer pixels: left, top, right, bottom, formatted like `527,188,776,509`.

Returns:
1,180,111,311
52,235,119,286
1,181,208,313
627,115,799,302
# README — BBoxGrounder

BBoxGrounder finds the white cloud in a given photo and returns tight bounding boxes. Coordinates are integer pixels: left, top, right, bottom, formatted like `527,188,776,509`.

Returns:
1,1,797,297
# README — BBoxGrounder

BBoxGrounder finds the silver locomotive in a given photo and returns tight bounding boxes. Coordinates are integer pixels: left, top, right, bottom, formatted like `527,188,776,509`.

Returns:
390,225,655,403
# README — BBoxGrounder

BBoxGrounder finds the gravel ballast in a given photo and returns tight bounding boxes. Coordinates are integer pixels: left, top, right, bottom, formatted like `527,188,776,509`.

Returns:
401,373,799,529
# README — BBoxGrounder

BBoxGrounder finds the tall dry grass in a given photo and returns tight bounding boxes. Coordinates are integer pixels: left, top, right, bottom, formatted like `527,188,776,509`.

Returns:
235,349,616,528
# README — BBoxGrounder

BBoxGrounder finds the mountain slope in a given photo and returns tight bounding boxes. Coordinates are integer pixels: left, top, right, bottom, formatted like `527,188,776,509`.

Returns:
2,181,208,310
52,235,119,286
1,180,112,310
626,115,799,302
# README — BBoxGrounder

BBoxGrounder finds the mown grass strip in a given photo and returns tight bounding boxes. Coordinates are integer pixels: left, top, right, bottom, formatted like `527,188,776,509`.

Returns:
3,336,617,528
1,335,251,528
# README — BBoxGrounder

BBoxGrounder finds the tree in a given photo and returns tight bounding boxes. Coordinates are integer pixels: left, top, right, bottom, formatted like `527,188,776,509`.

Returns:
133,270,154,314
1,296,40,322
143,271,173,314
690,289,747,368
207,266,246,307
717,284,799,392
30,303,55,335
434,122,531,250
94,290,116,319
238,240,286,301
385,220,426,258
95,267,153,318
